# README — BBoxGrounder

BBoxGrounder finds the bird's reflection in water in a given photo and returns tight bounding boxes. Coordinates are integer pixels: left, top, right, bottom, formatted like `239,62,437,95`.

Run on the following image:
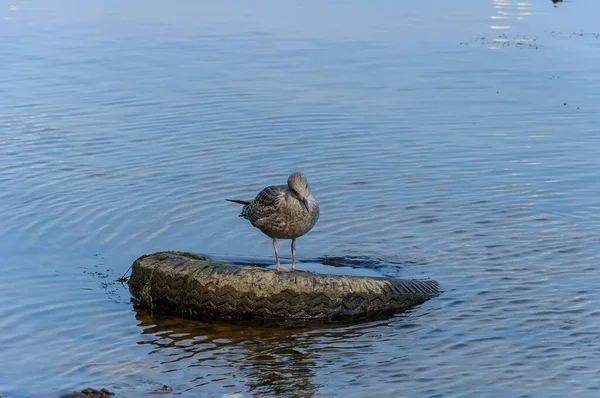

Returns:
237,340,317,397
134,308,384,397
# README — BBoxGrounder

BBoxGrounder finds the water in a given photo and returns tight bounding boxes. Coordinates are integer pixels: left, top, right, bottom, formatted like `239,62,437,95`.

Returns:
1,0,600,396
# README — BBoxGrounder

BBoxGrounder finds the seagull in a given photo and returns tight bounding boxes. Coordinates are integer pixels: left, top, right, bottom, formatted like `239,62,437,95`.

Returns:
227,172,319,272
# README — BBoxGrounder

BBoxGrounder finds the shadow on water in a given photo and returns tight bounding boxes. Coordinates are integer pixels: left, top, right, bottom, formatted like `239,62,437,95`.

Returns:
133,308,389,397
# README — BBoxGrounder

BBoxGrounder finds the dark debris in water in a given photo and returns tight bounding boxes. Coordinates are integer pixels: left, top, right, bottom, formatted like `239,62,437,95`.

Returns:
59,384,173,397
462,34,542,50
550,30,600,39
153,385,174,394
81,254,130,304
462,28,600,51
61,388,114,398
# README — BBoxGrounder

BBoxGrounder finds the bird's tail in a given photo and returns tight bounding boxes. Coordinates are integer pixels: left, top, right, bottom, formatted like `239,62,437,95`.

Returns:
226,199,252,218
226,199,252,205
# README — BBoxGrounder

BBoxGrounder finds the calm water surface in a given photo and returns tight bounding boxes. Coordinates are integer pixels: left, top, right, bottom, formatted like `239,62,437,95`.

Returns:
2,0,600,397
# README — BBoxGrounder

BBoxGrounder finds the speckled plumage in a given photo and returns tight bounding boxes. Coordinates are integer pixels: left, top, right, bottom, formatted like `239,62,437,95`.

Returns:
227,172,319,272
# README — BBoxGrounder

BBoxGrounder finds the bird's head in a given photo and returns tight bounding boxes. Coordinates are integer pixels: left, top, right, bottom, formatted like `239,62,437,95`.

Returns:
288,172,311,211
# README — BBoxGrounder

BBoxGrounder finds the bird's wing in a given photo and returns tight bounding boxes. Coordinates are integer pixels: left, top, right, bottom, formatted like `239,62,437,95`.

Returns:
246,185,286,226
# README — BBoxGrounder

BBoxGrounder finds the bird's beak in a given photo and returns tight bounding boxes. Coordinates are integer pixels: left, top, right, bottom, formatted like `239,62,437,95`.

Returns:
302,197,309,211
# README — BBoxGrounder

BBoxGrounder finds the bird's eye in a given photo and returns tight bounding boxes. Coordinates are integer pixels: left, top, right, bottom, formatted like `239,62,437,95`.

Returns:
305,183,308,188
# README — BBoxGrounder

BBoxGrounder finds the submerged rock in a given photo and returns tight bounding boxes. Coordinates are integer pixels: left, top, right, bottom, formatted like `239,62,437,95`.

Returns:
64,388,114,398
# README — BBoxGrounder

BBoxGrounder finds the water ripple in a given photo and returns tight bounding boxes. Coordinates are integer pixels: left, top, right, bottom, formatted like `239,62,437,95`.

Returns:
2,1,600,397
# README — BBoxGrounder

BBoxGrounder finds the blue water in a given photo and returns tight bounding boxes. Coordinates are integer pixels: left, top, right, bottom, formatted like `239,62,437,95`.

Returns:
1,0,600,396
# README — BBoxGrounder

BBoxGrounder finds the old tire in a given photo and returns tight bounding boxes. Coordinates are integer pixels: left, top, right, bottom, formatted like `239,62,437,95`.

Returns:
128,252,439,325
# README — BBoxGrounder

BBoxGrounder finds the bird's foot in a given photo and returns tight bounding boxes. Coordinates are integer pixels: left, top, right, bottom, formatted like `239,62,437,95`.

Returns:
276,264,292,273
291,267,309,273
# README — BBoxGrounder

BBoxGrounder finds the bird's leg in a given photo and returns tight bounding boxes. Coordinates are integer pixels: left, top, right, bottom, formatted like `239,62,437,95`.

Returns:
291,238,308,272
274,238,290,272
291,238,296,268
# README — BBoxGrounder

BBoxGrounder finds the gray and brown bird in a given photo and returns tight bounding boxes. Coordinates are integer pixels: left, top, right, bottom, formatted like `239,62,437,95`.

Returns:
227,172,319,272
